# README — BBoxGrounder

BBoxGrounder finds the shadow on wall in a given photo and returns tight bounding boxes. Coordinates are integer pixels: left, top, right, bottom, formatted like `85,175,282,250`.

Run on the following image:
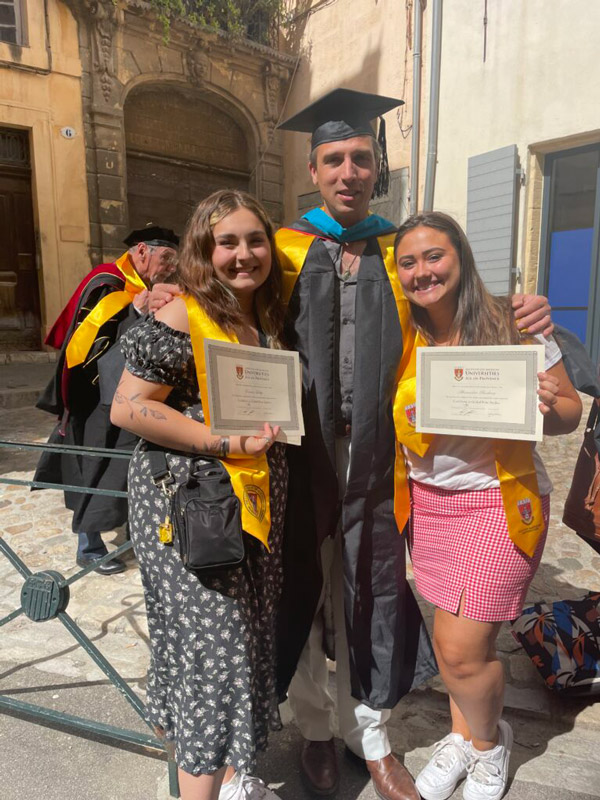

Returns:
282,30,386,220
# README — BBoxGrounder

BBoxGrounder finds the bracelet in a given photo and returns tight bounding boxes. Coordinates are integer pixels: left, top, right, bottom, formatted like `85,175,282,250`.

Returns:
219,436,230,459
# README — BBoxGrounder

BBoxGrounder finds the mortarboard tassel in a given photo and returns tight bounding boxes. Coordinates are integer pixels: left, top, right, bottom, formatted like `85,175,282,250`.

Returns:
373,117,391,198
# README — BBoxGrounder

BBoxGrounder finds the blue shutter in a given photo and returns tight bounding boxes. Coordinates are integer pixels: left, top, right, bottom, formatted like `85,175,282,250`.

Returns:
467,145,519,296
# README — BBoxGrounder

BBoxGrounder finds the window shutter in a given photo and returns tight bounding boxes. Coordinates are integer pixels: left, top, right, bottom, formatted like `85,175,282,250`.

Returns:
0,0,22,45
467,145,519,295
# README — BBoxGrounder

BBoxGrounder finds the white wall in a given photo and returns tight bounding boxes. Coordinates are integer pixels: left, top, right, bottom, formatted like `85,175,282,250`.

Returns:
433,0,600,228
281,0,421,222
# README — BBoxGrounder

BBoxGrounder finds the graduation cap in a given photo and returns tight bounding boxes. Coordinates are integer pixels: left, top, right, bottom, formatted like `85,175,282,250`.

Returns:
278,88,404,197
123,224,179,249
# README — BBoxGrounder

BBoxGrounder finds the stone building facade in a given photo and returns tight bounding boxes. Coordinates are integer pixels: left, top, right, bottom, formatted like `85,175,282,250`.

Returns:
0,0,293,348
64,0,295,265
0,0,89,347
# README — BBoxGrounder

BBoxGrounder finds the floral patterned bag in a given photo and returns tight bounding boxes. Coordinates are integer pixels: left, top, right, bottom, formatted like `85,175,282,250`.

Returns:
511,592,600,696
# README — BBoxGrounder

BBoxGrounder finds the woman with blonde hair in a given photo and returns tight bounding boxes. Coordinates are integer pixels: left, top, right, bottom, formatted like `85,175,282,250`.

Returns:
393,212,581,800
112,190,287,800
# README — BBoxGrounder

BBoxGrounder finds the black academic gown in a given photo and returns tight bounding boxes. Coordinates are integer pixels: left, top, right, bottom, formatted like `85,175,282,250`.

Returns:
34,272,139,534
276,218,437,710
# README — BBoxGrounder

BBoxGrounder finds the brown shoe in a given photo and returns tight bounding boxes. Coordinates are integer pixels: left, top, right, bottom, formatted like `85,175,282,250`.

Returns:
300,739,339,796
366,754,419,800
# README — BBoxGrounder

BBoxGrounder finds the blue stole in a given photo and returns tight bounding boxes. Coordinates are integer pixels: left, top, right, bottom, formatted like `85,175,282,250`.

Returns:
302,207,396,244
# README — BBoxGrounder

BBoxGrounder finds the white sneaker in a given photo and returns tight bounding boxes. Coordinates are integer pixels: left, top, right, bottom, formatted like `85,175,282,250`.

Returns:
219,773,282,800
463,720,513,800
415,732,471,800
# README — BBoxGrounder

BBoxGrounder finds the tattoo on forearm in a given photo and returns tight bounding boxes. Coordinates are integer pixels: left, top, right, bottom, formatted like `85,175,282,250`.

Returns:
206,437,223,455
114,390,166,421
190,438,221,456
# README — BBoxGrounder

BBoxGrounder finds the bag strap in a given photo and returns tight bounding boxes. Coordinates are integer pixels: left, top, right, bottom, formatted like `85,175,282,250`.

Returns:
146,442,172,486
146,442,225,487
587,399,600,430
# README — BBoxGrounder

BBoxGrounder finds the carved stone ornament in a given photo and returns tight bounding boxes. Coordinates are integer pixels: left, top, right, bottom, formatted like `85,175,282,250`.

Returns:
79,0,121,104
262,62,289,124
187,50,211,87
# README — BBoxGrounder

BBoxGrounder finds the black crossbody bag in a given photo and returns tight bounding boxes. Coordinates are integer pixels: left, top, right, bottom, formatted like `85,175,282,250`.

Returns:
148,446,245,572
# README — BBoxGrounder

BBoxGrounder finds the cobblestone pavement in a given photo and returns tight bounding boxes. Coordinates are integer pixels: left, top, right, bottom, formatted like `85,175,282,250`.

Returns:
0,398,599,799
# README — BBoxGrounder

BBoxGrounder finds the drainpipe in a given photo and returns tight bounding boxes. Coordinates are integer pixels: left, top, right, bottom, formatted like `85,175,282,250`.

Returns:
422,0,443,211
409,0,423,215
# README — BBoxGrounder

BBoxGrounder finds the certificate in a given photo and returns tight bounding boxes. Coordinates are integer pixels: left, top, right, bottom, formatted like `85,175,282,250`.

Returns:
204,339,304,445
416,345,545,441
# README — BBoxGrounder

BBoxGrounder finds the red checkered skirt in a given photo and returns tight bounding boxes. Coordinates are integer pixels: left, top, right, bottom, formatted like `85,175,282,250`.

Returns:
409,480,550,622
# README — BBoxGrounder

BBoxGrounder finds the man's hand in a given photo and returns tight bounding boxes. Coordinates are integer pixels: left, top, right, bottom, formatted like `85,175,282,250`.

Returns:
148,283,182,313
512,294,553,337
132,288,149,313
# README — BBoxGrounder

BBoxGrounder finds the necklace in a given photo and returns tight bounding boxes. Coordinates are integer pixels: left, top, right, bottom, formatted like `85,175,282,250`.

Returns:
341,249,360,280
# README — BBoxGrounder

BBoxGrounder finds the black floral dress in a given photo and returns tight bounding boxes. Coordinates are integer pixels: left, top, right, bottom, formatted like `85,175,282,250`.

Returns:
122,316,287,776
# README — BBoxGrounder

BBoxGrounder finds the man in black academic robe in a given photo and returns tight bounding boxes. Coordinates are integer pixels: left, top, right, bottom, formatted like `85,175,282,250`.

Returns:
273,89,554,800
35,227,178,574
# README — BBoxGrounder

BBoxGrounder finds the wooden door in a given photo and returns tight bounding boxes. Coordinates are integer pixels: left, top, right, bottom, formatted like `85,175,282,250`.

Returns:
0,129,40,350
126,153,250,234
124,86,251,236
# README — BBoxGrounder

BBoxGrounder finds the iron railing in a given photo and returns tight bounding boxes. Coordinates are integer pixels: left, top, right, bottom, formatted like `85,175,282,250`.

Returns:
0,439,179,798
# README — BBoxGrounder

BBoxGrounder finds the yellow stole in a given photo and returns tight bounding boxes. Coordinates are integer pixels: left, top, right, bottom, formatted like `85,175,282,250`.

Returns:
182,294,271,550
66,252,147,368
276,227,545,557
275,228,316,302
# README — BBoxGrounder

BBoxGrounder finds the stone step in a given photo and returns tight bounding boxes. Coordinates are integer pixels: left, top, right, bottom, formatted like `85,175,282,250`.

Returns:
0,361,56,410
0,351,57,365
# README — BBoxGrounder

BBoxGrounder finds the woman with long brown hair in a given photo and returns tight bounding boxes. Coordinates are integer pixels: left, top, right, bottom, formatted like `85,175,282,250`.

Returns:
393,212,581,800
111,190,287,800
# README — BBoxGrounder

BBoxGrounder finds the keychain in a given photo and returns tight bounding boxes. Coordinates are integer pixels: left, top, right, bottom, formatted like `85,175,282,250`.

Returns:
159,515,173,544
157,477,175,546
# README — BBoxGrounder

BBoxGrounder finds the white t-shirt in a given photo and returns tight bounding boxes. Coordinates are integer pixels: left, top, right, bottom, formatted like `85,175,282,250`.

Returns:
404,335,562,496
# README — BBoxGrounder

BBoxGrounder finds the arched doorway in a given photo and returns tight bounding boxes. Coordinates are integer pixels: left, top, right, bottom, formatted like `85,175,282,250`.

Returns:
124,85,252,236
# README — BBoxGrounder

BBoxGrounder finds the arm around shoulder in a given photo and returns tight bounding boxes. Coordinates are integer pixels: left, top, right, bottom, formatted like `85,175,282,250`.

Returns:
512,293,553,336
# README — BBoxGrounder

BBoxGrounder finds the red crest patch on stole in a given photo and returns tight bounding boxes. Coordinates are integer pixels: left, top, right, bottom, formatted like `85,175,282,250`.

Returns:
517,498,533,525
405,403,416,427
243,485,266,522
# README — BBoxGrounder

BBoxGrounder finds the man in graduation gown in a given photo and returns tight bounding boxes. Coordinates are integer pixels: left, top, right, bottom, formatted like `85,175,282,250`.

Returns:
35,226,178,574
273,89,554,800
144,90,553,798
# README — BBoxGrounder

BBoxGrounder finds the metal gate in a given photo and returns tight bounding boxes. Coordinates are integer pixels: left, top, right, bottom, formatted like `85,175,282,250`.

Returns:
0,439,179,797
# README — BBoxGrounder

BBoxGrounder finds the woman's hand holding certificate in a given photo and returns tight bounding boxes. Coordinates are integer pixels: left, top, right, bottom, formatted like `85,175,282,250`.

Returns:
204,339,304,445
